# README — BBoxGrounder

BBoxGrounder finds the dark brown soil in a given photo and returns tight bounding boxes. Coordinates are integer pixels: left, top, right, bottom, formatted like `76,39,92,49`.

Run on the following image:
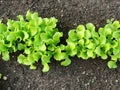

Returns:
0,0,120,90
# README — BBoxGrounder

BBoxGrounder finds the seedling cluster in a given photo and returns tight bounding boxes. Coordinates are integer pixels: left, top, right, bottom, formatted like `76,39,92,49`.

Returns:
0,11,120,72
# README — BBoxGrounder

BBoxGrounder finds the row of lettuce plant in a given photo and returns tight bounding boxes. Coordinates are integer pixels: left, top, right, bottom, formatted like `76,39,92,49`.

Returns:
65,20,120,69
0,11,120,73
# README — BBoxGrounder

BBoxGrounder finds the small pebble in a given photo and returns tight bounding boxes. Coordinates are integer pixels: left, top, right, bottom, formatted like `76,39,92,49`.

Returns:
85,82,90,87
62,87,65,90
58,0,60,3
61,10,63,13
115,80,118,83
8,87,11,90
77,77,80,82
61,14,63,17
86,73,88,75
28,84,30,88
3,76,7,80
105,80,107,83
82,71,85,74
13,70,16,73
0,0,3,3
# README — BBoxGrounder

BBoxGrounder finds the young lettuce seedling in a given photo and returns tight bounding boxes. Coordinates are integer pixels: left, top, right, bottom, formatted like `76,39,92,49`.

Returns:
17,11,63,72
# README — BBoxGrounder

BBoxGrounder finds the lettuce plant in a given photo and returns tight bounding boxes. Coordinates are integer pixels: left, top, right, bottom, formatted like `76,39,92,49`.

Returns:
17,11,63,72
0,20,9,61
66,23,99,60
96,19,120,68
0,11,63,72
0,10,120,73
65,19,120,69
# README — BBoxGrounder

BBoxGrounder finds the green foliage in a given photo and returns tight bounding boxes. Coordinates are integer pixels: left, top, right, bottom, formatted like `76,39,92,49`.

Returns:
97,19,120,68
66,23,98,60
0,11,63,72
17,11,63,72
107,61,117,68
66,19,120,69
0,11,120,72
0,73,2,79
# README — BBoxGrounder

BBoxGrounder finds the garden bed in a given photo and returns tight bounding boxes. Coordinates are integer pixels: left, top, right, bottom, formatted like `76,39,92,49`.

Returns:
0,0,120,90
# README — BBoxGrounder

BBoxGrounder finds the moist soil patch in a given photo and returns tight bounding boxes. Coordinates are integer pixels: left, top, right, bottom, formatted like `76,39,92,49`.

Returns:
0,0,120,90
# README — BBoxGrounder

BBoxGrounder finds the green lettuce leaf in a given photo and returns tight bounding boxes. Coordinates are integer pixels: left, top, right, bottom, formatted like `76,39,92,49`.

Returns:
61,57,71,66
107,61,117,69
66,42,77,56
87,49,95,58
53,32,63,44
113,21,120,29
86,23,95,31
17,43,26,50
41,55,51,72
84,30,91,39
42,63,50,72
99,35,106,44
68,30,78,42
2,51,10,61
0,43,8,52
0,22,7,34
76,25,85,39
54,47,66,61
113,31,120,40
30,65,37,70
7,32,16,41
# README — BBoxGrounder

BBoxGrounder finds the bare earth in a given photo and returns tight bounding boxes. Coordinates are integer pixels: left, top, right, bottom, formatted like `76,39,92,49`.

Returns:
0,0,120,90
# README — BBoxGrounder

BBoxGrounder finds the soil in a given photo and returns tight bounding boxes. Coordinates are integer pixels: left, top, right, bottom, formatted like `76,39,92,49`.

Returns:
0,0,120,90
